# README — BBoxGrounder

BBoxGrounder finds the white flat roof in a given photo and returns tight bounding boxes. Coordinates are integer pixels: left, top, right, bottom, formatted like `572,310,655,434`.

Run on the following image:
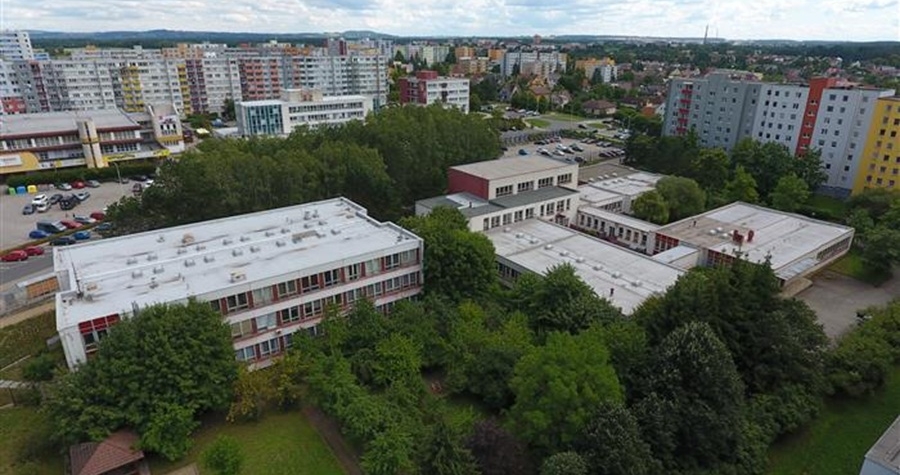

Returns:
54,198,421,329
656,202,854,273
585,172,662,198
451,156,574,180
579,206,659,233
865,415,900,473
486,219,684,315
578,185,622,206
2,109,140,136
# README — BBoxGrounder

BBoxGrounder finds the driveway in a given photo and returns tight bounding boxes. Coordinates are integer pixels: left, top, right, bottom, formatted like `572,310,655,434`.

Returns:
797,270,900,340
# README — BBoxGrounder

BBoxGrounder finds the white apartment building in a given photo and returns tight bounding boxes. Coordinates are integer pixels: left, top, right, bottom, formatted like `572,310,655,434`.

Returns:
810,86,895,197
0,30,34,61
115,58,187,113
42,60,120,111
750,84,809,153
398,71,469,113
289,54,389,109
236,89,373,137
501,50,567,77
185,55,243,115
54,198,424,370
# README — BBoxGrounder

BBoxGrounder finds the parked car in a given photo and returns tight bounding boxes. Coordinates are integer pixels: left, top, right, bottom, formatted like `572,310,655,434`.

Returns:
59,198,78,211
36,202,50,213
28,229,50,240
130,175,149,183
50,193,63,205
571,144,584,152
36,221,67,234
23,246,45,256
574,156,585,163
22,204,35,215
60,219,82,230
56,182,73,191
50,236,77,246
539,150,551,157
90,211,106,221
86,179,101,188
578,123,589,129
518,149,528,156
74,215,97,225
1,250,28,262
74,191,91,202
73,230,92,240
32,194,49,206
95,222,114,233
132,183,144,196
71,180,86,189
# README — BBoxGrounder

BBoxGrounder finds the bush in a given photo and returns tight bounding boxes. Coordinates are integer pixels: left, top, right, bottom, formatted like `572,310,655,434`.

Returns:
203,435,244,475
828,313,897,397
22,353,57,382
4,162,158,189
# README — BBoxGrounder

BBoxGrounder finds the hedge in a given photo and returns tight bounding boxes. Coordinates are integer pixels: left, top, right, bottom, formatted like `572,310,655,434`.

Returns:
4,162,158,189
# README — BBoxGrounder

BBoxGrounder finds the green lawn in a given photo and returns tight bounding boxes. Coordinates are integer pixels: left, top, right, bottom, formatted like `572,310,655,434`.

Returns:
0,407,64,475
767,365,900,475
0,311,57,369
828,249,892,287
544,112,585,122
150,410,344,475
524,118,551,128
587,122,609,129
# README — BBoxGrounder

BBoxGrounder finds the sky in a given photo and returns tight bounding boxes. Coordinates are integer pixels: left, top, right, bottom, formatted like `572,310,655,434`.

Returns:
1,0,899,41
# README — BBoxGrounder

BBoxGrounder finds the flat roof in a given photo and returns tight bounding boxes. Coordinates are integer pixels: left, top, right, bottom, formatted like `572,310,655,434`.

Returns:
578,206,659,233
585,172,662,198
1,109,141,136
656,202,854,274
239,95,369,107
451,156,574,181
417,187,577,219
651,245,700,264
486,219,684,315
54,198,421,329
491,186,578,208
864,415,900,473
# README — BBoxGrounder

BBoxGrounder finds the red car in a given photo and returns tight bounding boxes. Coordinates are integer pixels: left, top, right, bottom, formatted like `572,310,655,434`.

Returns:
90,211,106,221
23,246,45,256
71,180,86,189
1,250,28,262
60,219,82,229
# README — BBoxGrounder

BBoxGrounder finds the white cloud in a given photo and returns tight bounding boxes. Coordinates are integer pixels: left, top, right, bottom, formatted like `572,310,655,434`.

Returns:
1,0,897,40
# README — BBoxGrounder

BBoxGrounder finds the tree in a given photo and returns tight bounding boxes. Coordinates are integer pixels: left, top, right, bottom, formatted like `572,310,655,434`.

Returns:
372,334,422,390
508,330,623,453
466,419,534,475
43,301,237,453
540,452,587,475
769,173,810,212
227,365,276,422
724,165,760,203
575,401,655,475
399,207,498,301
511,264,622,335
656,176,706,221
859,226,900,277
203,436,244,475
360,425,416,475
419,417,479,475
631,190,670,224
690,148,730,192
222,98,236,122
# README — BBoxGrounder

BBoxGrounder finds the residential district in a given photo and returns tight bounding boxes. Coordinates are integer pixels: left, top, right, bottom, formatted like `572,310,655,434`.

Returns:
0,29,899,475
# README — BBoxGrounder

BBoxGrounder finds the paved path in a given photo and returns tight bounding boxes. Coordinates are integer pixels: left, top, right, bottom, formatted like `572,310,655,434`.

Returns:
797,270,900,340
0,301,54,329
0,380,29,389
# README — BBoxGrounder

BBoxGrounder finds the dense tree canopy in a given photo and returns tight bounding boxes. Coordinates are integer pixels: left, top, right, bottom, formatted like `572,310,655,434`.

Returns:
631,190,669,224
44,301,237,459
655,176,706,221
575,401,655,475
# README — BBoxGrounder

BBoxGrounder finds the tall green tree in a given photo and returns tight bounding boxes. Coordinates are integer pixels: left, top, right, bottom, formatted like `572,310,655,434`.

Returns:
44,301,237,458
690,148,731,192
540,452,587,475
656,176,707,220
631,190,670,224
724,165,760,203
769,173,810,212
466,419,534,475
508,330,623,453
418,417,479,475
575,401,655,475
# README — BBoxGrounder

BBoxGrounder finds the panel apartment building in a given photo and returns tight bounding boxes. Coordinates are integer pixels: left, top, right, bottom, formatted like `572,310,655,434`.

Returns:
398,70,470,113
663,71,895,197
54,198,424,369
236,88,373,136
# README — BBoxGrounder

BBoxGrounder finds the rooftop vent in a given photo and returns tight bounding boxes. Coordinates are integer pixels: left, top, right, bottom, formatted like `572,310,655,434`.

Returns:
720,233,730,239
195,244,206,251
85,283,98,292
249,245,261,253
177,248,187,255
181,233,195,245
716,227,724,233
126,257,138,265
545,244,554,250
316,231,327,239
709,229,718,235
156,235,165,243
184,259,195,267
223,238,233,245
275,240,286,247
559,250,569,257
147,252,158,262
131,270,143,279
232,249,244,257
503,227,511,233
588,178,595,182
304,211,312,220
611,172,618,177
230,271,246,283
576,257,585,263
239,235,251,242
265,230,275,237
304,223,314,229
331,228,341,235
318,220,327,226
312,210,320,218
632,280,643,287
611,271,622,279
530,238,539,244
281,228,290,234
292,233,304,244
203,255,215,263
153,265,164,274
149,278,158,289
515,232,524,238
593,265,604,271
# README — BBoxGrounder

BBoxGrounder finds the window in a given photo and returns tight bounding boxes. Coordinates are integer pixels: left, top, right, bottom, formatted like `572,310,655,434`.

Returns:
495,185,513,197
365,259,381,276
210,299,222,314
525,208,535,219
502,213,512,225
255,313,277,331
537,177,553,189
557,173,572,184
490,216,500,228
517,181,533,193
303,299,323,318
259,337,280,357
276,280,297,298
278,306,301,324
323,269,341,288
226,293,249,312
301,274,320,292
235,346,256,362
80,315,120,355
400,250,417,265
385,253,401,270
514,210,524,222
231,320,253,339
346,263,360,281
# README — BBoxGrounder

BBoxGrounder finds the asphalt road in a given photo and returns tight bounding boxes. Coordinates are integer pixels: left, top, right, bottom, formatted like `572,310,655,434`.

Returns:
0,253,53,288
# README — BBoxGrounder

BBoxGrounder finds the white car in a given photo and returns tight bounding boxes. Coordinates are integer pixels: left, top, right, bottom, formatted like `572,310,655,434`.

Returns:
36,202,50,213
32,194,49,206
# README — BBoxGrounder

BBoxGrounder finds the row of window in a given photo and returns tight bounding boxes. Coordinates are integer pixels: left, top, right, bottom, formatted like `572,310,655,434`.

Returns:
576,213,649,248
480,199,572,231
495,174,571,198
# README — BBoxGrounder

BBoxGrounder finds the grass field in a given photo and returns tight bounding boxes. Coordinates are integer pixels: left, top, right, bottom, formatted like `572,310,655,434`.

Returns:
767,365,900,475
0,311,56,369
828,249,892,287
587,122,610,129
524,118,551,128
0,407,64,475
544,112,585,122
150,410,344,475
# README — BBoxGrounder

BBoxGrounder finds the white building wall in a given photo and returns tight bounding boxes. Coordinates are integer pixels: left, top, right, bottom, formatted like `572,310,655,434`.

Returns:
486,164,579,199
0,30,34,61
423,77,470,113
750,84,808,153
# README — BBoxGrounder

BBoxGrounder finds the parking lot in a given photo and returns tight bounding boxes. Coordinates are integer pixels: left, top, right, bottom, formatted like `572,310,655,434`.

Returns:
500,137,626,166
0,181,131,251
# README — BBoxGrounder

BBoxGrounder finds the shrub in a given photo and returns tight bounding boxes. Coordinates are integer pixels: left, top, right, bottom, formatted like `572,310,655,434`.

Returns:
5,162,158,189
22,353,57,382
202,436,244,475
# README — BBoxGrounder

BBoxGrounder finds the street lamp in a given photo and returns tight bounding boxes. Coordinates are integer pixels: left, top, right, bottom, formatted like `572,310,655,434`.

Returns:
112,161,125,197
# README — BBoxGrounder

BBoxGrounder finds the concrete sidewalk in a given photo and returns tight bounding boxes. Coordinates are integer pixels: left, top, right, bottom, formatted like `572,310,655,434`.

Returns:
0,301,53,329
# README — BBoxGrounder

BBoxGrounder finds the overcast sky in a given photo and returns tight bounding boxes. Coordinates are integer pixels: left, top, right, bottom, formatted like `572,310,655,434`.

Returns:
2,0,899,41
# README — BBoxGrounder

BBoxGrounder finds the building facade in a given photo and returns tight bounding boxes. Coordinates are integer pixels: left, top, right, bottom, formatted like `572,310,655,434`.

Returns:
236,89,373,136
575,58,617,83
854,96,900,194
54,198,424,369
501,50,567,77
398,70,470,113
0,30,34,61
